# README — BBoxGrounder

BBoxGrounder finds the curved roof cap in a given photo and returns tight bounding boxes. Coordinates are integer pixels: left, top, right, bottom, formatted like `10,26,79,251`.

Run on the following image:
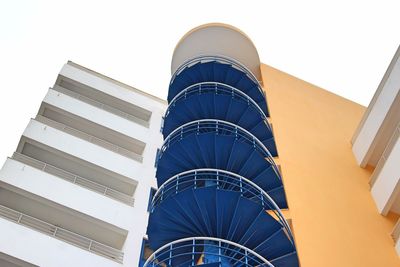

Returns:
171,23,261,80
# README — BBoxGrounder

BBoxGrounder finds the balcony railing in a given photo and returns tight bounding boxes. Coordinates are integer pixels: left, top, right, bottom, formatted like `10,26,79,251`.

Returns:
52,86,150,127
12,152,135,206
170,55,264,97
143,237,273,267
0,204,124,263
166,82,268,122
160,119,279,176
151,168,293,243
35,115,143,163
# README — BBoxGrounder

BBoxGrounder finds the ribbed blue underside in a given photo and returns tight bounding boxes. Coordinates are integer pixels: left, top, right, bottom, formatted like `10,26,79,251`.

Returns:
148,187,298,267
169,61,269,116
163,92,277,156
157,132,287,208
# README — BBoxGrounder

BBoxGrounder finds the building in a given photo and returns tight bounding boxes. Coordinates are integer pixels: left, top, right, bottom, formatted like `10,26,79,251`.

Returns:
0,61,167,266
0,23,399,267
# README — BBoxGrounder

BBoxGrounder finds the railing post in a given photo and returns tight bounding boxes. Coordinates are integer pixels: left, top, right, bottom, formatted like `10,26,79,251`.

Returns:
260,193,265,209
216,170,219,189
191,239,195,265
168,244,173,266
176,175,179,194
245,249,248,266
194,170,197,189
197,121,200,135
239,177,243,195
218,240,222,265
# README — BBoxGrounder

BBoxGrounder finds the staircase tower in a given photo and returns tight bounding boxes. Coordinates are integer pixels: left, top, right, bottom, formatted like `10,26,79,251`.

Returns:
145,23,299,267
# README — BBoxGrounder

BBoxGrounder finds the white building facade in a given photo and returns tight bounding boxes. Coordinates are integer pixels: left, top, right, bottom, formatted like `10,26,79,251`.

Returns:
0,61,166,267
352,45,400,255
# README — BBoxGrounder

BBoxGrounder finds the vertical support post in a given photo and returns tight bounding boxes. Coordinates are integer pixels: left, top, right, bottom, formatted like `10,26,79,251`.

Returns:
239,177,243,195
194,170,197,189
168,244,173,266
176,175,179,194
218,240,222,266
191,239,195,265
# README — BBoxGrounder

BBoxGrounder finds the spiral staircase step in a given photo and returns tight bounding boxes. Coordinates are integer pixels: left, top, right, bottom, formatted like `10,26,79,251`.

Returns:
157,133,286,207
168,61,268,115
148,187,295,262
270,251,299,267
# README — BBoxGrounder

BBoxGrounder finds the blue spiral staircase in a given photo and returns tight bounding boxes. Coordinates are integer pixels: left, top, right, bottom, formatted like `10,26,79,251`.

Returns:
145,55,299,266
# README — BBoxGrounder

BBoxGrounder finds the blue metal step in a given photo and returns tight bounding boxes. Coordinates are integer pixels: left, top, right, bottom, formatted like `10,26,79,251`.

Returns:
168,61,269,115
147,187,296,263
156,133,286,207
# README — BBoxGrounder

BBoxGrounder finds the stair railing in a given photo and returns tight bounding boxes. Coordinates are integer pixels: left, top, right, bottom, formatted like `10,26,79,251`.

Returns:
160,119,280,177
165,82,268,122
170,54,264,98
143,237,273,267
151,168,293,243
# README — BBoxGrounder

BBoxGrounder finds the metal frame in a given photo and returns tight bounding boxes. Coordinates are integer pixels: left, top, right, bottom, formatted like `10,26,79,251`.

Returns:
143,237,274,267
151,168,293,242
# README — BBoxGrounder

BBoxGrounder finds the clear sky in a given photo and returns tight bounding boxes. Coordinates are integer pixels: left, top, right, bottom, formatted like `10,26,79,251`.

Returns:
0,0,399,162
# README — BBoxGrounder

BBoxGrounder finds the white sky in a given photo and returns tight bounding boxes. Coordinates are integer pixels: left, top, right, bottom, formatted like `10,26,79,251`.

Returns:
0,0,399,162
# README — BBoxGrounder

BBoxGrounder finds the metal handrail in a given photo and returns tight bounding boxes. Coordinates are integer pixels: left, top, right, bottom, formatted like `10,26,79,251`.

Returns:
151,168,293,242
170,54,264,98
165,82,268,125
160,119,280,177
0,204,124,262
12,152,135,206
52,85,150,127
143,236,273,267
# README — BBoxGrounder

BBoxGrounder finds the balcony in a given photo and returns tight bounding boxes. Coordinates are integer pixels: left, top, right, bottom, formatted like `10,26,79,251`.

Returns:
0,186,127,262
16,136,136,199
53,84,151,127
370,124,400,215
11,152,134,206
35,113,143,163
21,119,142,184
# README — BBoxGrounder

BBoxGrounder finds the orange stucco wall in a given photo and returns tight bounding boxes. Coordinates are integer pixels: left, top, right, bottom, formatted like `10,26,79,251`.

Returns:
261,64,400,267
